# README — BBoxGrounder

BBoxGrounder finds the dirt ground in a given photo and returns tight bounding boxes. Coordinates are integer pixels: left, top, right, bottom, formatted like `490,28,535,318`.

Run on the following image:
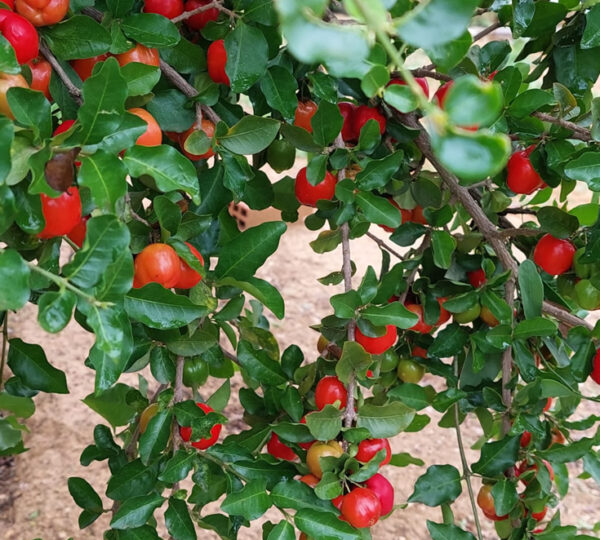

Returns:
2,206,600,540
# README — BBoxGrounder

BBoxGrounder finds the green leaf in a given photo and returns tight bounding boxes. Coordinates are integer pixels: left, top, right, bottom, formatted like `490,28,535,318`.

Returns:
294,508,361,540
7,338,68,394
106,0,135,17
0,417,21,452
106,459,158,500
165,324,219,357
361,64,390,98
330,290,361,319
395,0,480,49
110,493,165,529
582,4,600,48
356,192,403,228
6,88,52,141
43,16,111,60
491,479,518,516
445,75,503,127
225,22,269,92
564,151,600,191
138,409,173,465
123,145,200,204
215,221,287,280
259,66,298,122
237,340,287,386
159,450,196,484
361,302,418,329
78,151,127,212
83,383,137,427
426,30,472,72
355,151,403,190
514,318,558,340
120,63,161,96
383,83,418,113
311,100,343,147
0,34,19,75
219,116,280,155
68,477,103,513
335,341,372,384
267,520,295,540
218,276,284,319
271,479,335,512
37,290,76,334
389,452,425,467
0,250,30,311
388,383,430,411
356,402,415,438
305,405,343,440
431,230,456,269
427,522,476,540
409,465,462,506
221,479,271,521
0,392,34,418
0,185,16,234
518,260,543,319
428,324,469,358
125,284,209,330
165,498,196,540
121,14,181,48
537,206,579,239
508,89,555,118
471,436,520,476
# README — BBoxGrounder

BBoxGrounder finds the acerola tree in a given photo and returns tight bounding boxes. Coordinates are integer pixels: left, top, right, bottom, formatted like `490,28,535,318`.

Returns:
1,1,600,539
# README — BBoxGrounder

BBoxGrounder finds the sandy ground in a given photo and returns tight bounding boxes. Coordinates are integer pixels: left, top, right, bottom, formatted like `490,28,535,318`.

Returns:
2,211,600,540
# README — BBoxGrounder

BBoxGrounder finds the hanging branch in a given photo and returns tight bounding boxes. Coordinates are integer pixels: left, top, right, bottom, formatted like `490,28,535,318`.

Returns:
533,112,593,142
39,42,83,105
472,21,503,42
365,231,405,260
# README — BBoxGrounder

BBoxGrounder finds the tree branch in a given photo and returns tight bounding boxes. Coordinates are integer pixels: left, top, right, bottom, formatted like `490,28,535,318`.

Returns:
501,279,516,436
533,112,592,142
365,231,405,260
408,69,452,82
473,21,503,42
171,0,237,23
0,313,8,391
39,42,82,105
171,356,185,458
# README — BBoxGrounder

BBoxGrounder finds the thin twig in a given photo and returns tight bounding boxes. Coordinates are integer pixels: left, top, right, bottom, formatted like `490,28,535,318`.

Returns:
473,21,503,42
222,349,241,366
498,228,541,238
365,231,405,260
170,0,237,23
501,279,516,436
172,356,185,456
409,69,452,82
0,313,8,391
39,42,82,105
533,112,592,142
397,235,431,305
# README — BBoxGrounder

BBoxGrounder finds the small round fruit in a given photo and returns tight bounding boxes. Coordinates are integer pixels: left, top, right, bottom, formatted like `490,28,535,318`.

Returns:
411,205,427,225
71,54,109,81
397,358,426,383
574,279,600,310
144,0,184,19
134,243,181,289
480,305,499,327
67,216,88,248
179,119,215,160
26,56,51,99
175,242,204,289
129,108,162,147
355,325,397,355
543,397,552,413
0,72,28,118
267,139,296,173
405,304,433,334
520,431,532,448
267,432,297,461
572,247,596,279
179,402,222,450
338,101,358,142
38,187,82,239
507,146,546,195
182,356,209,388
306,440,343,478
436,297,451,325
477,484,507,521
315,376,347,410
0,11,38,64
15,0,69,26
294,166,337,207
590,349,600,384
531,507,547,522
183,0,219,29
115,44,160,67
533,234,575,276
387,76,429,97
356,438,391,466
412,346,427,358
453,303,481,324
207,39,229,86
139,403,159,434
341,487,381,528
353,105,386,136
294,100,318,133
364,473,394,516
516,459,554,484
467,268,486,288
299,474,319,488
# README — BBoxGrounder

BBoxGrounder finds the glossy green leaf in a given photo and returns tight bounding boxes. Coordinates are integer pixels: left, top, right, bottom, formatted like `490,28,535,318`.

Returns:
225,22,269,92
409,465,462,506
165,497,196,540
121,14,181,48
221,479,271,520
110,493,165,529
0,250,30,311
356,402,415,438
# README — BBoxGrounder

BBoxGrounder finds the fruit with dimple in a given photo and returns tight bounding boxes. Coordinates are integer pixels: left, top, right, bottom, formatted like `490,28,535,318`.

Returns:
315,376,347,410
467,268,486,288
306,440,343,478
477,484,507,521
182,356,209,388
15,0,69,26
207,39,229,86
353,105,386,136
533,234,575,276
67,216,88,248
179,402,222,450
294,100,318,133
355,325,397,355
129,108,162,147
480,305,499,327
38,187,82,239
294,167,337,207
507,145,546,195
338,101,358,142
340,487,381,528
144,0,184,19
133,243,181,289
26,56,51,99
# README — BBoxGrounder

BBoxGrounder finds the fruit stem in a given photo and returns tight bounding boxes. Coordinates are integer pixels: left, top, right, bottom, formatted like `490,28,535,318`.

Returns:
453,358,483,540
0,313,8,392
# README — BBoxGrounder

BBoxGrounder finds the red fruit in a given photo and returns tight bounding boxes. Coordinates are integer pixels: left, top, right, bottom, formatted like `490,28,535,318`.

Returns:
411,205,427,225
70,54,109,81
341,487,381,528
356,438,391,467
129,107,162,147
516,460,554,484
533,234,575,276
405,304,433,334
115,44,160,67
299,416,315,450
294,167,337,207
207,39,229,86
315,376,347,410
532,507,548,522
434,81,453,108
332,495,344,510
267,432,297,461
294,100,318,133
26,56,51,99
175,242,204,289
67,216,88,248
0,11,38,64
355,325,397,355
353,105,386,136
133,243,181,289
379,199,412,232
338,101,358,142
183,0,219,30
38,187,82,239
144,0,183,19
436,297,451,325
507,146,546,195
299,474,319,488
179,402,222,450
520,431,532,448
15,0,69,26
591,349,600,384
179,118,215,160
412,346,428,358
477,484,507,521
364,473,394,516
468,268,486,288
543,397,552,413
388,77,429,98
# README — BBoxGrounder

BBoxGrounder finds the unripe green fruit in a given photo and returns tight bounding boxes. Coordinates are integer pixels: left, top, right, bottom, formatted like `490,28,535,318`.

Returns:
267,139,296,173
379,349,399,372
453,303,481,324
183,357,209,388
397,358,425,383
573,248,594,279
574,279,600,311
557,274,576,299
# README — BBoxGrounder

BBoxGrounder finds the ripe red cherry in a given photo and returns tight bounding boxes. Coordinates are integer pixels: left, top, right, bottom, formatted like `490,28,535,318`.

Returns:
70,54,109,81
38,187,82,239
315,376,347,410
353,105,386,136
411,205,427,225
1,0,14,8
468,269,486,288
533,234,575,275
338,101,358,142
266,432,297,461
436,297,451,325
355,325,397,355
531,507,547,522
341,487,381,528
543,397,552,413
507,146,546,195
26,56,51,99
520,431,532,447
175,242,204,289
477,484,507,521
0,10,38,64
207,39,229,86
356,438,391,467
183,0,219,30
516,459,554,484
115,43,160,67
144,0,183,19
388,77,429,98
179,118,215,160
134,243,181,289
405,304,433,334
434,81,453,108
591,349,600,384
179,402,222,450
67,216,88,248
379,199,412,232
294,100,318,133
364,473,394,516
294,167,337,207
299,416,315,450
